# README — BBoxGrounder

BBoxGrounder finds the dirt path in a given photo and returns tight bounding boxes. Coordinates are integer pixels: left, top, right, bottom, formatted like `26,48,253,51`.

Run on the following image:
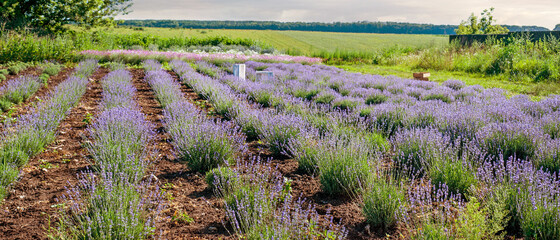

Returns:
130,69,231,239
0,68,108,239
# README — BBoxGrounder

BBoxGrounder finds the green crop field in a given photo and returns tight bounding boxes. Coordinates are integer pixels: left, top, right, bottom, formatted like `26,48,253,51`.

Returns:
103,27,448,54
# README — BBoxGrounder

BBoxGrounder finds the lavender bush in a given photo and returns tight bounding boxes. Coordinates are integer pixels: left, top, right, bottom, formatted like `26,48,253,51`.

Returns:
361,177,405,231
86,107,154,179
475,122,546,161
442,79,466,90
541,112,560,139
99,69,137,109
0,75,42,112
391,128,452,178
213,161,346,239
171,120,246,172
316,135,374,196
55,171,163,239
477,158,560,238
73,59,99,78
259,113,310,156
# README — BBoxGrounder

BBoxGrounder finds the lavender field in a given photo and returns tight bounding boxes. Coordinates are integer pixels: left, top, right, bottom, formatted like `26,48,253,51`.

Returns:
172,59,560,239
0,55,559,239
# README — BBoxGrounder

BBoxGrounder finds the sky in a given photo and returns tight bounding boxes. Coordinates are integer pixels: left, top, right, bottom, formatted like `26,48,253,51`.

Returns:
117,0,560,30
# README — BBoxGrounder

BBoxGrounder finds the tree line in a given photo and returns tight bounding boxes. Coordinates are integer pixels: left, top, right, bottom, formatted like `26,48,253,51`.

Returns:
118,20,550,35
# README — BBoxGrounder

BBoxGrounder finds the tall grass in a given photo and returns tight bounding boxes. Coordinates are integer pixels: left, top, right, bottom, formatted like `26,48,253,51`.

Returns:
0,30,264,63
330,36,560,82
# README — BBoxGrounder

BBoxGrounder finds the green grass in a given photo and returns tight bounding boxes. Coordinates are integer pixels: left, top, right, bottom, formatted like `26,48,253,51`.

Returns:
98,26,448,55
337,64,560,98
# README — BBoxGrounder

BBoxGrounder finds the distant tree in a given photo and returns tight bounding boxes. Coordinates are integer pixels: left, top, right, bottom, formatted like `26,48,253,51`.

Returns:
455,8,509,35
0,0,133,33
555,24,560,31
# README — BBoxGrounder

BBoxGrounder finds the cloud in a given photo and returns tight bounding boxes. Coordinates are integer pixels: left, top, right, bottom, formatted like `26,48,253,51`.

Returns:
118,0,560,29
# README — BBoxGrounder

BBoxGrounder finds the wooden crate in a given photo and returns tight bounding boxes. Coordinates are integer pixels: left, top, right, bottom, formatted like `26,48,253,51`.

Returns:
413,72,430,81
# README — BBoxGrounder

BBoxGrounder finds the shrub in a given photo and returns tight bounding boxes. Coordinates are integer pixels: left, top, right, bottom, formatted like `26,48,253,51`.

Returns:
406,183,464,240
313,89,338,104
86,107,154,178
259,114,308,156
429,159,477,196
107,61,127,71
518,195,560,239
292,86,319,100
251,197,347,240
436,106,487,146
534,140,560,173
361,178,405,230
392,128,452,178
332,97,362,110
215,161,347,239
39,73,49,83
331,126,388,152
317,136,373,196
173,121,245,173
476,158,558,235
205,167,240,195
73,59,98,78
232,108,263,141
0,99,12,112
455,198,492,239
442,79,465,90
0,163,19,199
288,136,322,175
7,64,24,75
248,87,282,108
421,87,455,103
40,62,62,76
365,93,388,105
368,103,407,137
0,75,42,105
476,122,545,161
55,172,162,239
541,112,560,139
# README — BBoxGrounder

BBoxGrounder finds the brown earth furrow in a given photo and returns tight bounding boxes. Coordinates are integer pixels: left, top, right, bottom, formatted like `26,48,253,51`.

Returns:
0,68,108,239
130,69,231,240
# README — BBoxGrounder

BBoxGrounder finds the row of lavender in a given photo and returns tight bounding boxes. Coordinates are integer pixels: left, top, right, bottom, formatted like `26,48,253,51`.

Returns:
52,68,163,238
143,60,347,239
213,61,560,177
0,75,42,113
241,62,560,167
192,60,560,239
0,60,98,200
